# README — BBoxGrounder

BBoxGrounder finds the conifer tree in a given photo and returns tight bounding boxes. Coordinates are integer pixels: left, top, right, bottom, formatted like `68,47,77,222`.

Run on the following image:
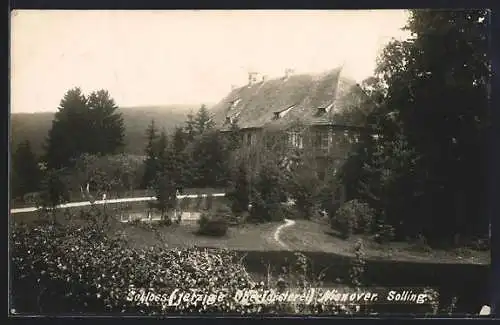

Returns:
142,119,159,189
11,140,41,198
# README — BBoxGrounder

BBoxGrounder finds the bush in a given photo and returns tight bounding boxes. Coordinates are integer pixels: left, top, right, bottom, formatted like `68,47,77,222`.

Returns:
10,220,258,314
373,224,396,244
247,162,286,223
281,203,299,220
158,217,173,227
227,163,250,214
248,189,285,224
287,170,321,219
197,211,229,237
468,237,490,251
332,200,375,239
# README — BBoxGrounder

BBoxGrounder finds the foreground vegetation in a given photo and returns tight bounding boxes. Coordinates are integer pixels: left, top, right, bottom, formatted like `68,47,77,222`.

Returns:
10,207,375,315
9,9,491,316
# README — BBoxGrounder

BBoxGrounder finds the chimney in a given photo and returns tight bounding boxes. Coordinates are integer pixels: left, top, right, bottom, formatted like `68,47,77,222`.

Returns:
248,72,259,86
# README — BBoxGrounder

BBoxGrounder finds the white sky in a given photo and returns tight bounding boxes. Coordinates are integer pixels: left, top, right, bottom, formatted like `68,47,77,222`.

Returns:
11,10,410,113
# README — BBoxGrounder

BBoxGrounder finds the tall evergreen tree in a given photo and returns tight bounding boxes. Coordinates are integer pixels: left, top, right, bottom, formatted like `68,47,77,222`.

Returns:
11,140,41,198
87,90,125,155
226,120,242,151
190,131,230,188
172,126,187,154
184,111,197,142
153,130,177,220
44,88,88,169
44,87,125,169
194,104,215,135
228,162,250,214
156,129,169,165
172,126,189,189
341,9,490,242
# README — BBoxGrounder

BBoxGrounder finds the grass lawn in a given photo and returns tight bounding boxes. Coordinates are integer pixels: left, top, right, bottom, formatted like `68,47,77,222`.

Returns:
10,203,285,252
120,222,284,251
10,203,490,265
280,219,490,265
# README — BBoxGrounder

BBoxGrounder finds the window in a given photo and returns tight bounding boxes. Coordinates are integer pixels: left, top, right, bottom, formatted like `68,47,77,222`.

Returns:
245,132,258,146
245,133,252,146
315,130,329,150
288,131,303,149
250,133,257,145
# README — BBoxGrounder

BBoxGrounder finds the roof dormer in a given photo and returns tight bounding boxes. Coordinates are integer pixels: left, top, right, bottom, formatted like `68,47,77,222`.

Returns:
316,107,327,116
273,105,295,120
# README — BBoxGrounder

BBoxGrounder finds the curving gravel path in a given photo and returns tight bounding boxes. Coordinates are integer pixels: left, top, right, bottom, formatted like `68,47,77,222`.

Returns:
272,219,296,250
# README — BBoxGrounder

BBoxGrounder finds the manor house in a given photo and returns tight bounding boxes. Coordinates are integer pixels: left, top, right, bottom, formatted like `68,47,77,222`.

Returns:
211,67,373,184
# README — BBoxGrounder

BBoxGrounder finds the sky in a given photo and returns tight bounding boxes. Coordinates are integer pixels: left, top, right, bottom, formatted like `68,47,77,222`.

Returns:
11,10,410,113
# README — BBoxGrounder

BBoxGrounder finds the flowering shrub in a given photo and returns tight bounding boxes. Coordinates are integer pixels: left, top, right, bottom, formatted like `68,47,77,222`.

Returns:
11,221,250,314
332,200,375,239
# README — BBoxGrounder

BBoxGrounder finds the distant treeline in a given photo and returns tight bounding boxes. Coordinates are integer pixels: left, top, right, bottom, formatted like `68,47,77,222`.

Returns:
11,104,203,156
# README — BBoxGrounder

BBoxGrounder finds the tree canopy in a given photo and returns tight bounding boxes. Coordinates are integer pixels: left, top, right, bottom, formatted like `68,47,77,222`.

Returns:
44,88,124,169
340,9,490,243
11,140,41,199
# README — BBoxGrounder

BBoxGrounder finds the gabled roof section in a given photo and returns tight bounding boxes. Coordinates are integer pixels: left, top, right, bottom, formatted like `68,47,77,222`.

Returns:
211,67,370,130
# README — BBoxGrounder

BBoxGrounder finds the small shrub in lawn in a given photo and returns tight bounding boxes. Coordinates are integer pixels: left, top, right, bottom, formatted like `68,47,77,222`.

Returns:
214,205,234,221
129,217,142,226
158,217,173,227
332,200,375,239
197,212,228,237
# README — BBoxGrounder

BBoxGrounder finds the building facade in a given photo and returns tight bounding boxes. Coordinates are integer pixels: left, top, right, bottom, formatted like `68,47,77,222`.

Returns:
212,67,373,178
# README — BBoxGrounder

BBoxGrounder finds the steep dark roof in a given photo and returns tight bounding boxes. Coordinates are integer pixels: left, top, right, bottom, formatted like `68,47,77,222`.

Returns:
211,67,371,131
